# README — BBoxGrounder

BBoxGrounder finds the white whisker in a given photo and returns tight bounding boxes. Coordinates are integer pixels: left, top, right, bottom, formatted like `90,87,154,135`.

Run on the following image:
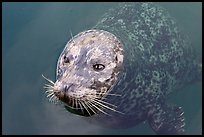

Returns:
88,101,110,116
49,94,56,101
92,100,124,115
44,84,54,88
42,74,55,85
81,101,91,116
93,98,117,108
75,98,78,109
70,29,76,44
43,85,53,89
96,93,121,97
78,101,84,114
71,98,75,108
85,101,97,115
52,96,58,103
47,88,53,91
47,92,54,98
45,90,53,94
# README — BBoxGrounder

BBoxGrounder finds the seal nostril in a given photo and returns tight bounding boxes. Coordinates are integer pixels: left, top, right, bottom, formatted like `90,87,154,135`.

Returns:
64,85,70,92
64,84,74,92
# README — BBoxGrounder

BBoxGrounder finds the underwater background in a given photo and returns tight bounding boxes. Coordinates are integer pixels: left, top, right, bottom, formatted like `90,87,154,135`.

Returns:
2,2,202,135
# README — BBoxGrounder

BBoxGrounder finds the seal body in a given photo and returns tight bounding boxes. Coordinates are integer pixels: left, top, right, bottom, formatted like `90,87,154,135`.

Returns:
87,3,201,132
44,2,201,135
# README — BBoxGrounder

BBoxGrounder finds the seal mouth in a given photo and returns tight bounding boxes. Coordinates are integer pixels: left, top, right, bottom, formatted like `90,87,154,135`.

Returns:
42,74,123,116
54,87,123,116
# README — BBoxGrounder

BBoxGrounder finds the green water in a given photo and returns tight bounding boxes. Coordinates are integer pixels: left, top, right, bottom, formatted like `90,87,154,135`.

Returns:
2,2,202,135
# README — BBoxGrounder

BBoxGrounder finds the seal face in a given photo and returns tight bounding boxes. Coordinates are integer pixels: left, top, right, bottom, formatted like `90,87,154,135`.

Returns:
54,30,124,114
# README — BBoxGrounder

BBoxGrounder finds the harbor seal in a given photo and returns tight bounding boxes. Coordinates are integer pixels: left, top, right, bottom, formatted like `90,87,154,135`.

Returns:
43,2,202,135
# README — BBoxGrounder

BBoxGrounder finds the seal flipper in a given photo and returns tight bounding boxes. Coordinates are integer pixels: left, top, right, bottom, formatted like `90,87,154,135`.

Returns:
147,103,185,135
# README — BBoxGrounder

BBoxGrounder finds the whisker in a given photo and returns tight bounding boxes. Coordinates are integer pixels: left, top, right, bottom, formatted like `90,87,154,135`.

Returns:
69,29,76,44
43,87,52,90
43,85,51,88
88,101,110,116
78,101,84,114
48,94,56,101
47,92,54,98
93,94,119,101
45,90,53,93
85,101,97,115
44,85,54,89
93,98,117,108
45,88,54,92
71,98,75,108
92,100,113,111
42,75,62,106
45,92,53,96
95,96,109,100
106,93,122,96
42,74,55,85
43,86,53,91
92,100,124,115
96,93,122,97
50,96,57,103
44,84,54,88
75,98,78,109
81,101,91,116
87,95,117,108
52,96,59,103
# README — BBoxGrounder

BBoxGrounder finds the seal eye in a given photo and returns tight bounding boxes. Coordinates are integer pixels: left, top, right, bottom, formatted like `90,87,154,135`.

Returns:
93,64,105,71
63,55,70,64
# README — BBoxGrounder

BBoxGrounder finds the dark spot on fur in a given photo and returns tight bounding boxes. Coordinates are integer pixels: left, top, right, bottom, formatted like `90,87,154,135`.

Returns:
115,56,118,62
105,79,111,82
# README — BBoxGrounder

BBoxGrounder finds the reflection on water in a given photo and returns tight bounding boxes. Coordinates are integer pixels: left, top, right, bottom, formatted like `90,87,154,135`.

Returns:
2,2,202,135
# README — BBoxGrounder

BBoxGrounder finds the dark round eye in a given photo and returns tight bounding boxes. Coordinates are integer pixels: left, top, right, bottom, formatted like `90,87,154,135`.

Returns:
93,64,105,71
63,55,70,64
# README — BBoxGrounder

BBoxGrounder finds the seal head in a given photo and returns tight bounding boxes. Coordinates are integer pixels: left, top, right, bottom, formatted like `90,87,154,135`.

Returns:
54,30,124,115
